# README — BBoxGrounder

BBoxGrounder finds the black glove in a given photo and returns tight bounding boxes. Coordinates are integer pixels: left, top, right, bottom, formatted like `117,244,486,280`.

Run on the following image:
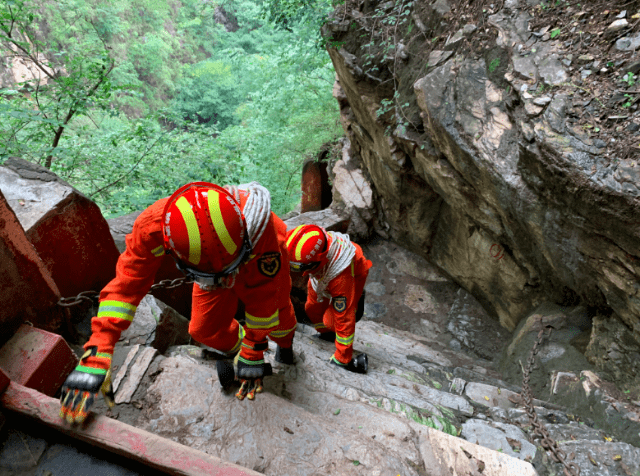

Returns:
330,353,369,374
59,347,114,424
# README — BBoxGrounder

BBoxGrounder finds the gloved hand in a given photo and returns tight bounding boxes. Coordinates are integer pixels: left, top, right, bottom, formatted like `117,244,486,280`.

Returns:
233,338,268,401
330,352,369,374
60,347,114,423
234,353,265,400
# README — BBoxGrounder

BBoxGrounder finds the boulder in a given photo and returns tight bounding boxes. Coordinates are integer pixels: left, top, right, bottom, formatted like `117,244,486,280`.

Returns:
0,158,120,299
0,324,77,397
0,189,67,343
330,138,375,240
284,208,350,233
500,303,594,395
585,312,640,388
119,295,190,354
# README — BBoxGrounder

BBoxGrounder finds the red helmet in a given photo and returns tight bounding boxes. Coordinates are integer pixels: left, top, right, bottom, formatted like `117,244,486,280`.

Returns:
162,182,250,280
285,224,328,273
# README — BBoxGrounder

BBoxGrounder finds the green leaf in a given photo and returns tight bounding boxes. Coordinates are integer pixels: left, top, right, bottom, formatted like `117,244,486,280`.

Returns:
550,28,561,39
333,408,341,415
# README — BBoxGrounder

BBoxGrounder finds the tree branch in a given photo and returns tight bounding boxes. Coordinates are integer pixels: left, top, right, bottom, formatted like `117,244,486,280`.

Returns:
89,133,165,199
44,60,115,168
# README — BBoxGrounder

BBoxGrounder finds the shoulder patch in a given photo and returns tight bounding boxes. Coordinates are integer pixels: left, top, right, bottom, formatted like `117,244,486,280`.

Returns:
257,252,281,277
333,296,347,313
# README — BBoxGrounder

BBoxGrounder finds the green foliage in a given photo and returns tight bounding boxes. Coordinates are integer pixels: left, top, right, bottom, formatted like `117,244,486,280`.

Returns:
1,0,342,217
0,0,118,168
622,72,636,88
261,0,334,36
488,58,500,73
173,60,243,129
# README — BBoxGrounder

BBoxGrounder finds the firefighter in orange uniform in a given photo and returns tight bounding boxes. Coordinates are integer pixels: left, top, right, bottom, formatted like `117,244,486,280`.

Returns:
285,225,372,373
60,182,297,423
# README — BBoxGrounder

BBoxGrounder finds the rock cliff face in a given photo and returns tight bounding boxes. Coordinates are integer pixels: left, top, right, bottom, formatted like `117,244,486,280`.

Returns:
322,0,640,385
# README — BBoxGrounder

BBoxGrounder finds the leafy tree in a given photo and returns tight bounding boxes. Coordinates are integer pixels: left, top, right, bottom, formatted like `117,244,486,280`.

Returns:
0,0,117,168
1,0,343,218
172,60,243,129
261,0,334,36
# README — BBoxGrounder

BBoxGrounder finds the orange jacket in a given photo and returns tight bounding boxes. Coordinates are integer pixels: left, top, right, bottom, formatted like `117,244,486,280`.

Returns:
305,242,371,363
86,191,291,355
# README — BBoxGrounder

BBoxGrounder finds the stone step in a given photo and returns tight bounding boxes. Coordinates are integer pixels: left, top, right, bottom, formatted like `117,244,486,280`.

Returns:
113,305,638,476
139,348,537,476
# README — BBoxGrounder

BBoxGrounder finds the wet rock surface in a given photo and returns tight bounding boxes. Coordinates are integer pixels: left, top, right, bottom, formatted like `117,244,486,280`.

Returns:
94,237,640,476
322,0,640,389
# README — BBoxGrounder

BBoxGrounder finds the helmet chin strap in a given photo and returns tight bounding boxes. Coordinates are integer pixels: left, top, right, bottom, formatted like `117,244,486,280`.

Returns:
174,235,252,290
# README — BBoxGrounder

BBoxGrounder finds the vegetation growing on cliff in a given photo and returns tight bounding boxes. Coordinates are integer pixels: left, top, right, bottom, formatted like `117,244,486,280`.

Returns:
0,0,342,216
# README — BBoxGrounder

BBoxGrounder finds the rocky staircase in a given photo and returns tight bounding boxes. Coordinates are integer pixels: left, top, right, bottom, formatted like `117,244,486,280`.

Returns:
86,224,640,476
103,301,640,476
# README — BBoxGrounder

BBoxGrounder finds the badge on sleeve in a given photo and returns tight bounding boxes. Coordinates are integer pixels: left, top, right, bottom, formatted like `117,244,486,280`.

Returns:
333,296,347,313
258,252,281,277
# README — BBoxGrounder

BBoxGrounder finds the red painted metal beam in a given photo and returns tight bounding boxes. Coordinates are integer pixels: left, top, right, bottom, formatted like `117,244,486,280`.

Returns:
1,381,262,476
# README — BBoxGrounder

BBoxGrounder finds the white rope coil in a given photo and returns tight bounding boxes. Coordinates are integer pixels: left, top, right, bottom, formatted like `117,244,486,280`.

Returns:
198,182,271,291
225,182,271,247
309,231,356,302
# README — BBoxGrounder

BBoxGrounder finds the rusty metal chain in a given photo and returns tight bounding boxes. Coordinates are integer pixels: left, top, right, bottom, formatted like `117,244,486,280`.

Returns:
148,277,193,292
57,277,194,308
521,326,580,476
58,290,101,307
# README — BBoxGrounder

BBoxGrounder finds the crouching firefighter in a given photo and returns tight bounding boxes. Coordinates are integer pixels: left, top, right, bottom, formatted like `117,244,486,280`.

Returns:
60,182,298,423
285,225,372,373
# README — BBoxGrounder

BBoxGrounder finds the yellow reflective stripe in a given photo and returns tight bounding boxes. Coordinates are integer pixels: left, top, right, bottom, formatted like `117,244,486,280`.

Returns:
295,231,320,261
270,326,295,338
97,300,137,321
286,225,305,248
208,191,237,256
96,352,112,360
351,260,355,277
230,326,245,354
313,322,328,330
245,310,279,329
151,245,164,257
336,333,354,346
175,196,201,265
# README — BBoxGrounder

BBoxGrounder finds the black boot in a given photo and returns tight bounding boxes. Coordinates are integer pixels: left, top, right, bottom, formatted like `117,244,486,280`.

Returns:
202,348,237,360
275,345,295,365
315,331,336,343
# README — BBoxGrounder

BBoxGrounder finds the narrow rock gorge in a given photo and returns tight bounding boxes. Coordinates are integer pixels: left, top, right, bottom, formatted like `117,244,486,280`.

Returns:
321,0,640,390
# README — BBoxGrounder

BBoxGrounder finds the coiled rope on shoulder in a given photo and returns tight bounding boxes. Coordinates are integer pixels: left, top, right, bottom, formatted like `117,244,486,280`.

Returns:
309,231,356,302
225,181,271,247
202,182,271,290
